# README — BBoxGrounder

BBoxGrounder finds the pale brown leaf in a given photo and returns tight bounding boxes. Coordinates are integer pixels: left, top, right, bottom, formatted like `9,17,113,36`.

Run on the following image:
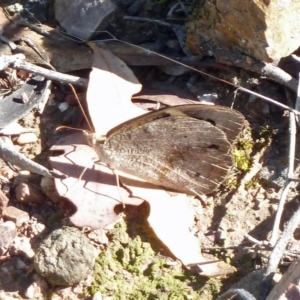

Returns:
86,43,144,135
126,185,236,277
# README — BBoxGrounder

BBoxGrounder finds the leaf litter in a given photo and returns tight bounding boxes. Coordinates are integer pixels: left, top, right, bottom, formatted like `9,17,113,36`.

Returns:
49,43,236,277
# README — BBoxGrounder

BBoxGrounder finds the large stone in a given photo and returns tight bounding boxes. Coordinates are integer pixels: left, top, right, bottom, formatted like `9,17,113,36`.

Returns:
187,0,300,62
34,227,98,286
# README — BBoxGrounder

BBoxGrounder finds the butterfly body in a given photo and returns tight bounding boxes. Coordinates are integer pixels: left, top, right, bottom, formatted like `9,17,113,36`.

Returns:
90,104,245,196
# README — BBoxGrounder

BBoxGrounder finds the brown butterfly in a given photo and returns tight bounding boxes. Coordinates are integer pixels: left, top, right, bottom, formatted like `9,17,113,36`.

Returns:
87,104,245,196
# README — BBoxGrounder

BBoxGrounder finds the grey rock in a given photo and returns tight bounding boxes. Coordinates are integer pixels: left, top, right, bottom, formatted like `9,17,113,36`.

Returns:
34,226,98,286
55,0,118,41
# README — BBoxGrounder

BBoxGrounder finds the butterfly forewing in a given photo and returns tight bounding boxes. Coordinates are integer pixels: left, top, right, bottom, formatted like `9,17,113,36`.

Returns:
166,105,245,143
94,110,238,195
91,104,245,195
107,104,245,143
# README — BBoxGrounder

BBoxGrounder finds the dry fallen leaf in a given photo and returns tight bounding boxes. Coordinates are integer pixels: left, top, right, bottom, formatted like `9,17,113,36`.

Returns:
86,43,144,135
122,182,236,277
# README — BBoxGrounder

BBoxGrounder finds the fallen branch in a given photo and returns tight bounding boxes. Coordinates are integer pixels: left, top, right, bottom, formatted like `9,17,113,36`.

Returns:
0,55,88,87
266,259,300,300
0,137,66,179
207,47,298,93
269,107,296,247
260,207,300,299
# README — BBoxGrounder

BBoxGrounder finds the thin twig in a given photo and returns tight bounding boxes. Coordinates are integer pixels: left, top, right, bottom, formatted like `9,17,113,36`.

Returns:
0,34,17,50
295,72,300,122
124,16,172,28
99,38,300,115
269,92,297,247
261,207,300,299
244,234,264,246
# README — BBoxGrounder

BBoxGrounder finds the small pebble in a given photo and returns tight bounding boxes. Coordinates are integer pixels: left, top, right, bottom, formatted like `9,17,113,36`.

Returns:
9,236,35,258
272,273,282,283
27,222,46,237
88,228,108,244
16,132,38,145
24,274,48,299
58,102,69,112
15,182,45,204
0,123,31,135
0,290,5,300
0,189,9,211
0,221,17,255
2,206,30,227
197,93,218,104
15,258,27,270
54,287,73,298
92,291,102,300
2,185,10,193
5,3,23,13
24,284,35,299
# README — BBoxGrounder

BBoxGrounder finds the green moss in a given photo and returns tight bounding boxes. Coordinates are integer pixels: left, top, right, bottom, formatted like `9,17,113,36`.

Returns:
224,128,254,189
232,129,253,172
35,126,41,138
257,125,273,148
87,220,212,299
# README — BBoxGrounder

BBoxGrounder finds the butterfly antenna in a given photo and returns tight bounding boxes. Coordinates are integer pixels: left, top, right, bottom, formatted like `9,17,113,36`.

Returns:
56,125,91,133
68,84,94,132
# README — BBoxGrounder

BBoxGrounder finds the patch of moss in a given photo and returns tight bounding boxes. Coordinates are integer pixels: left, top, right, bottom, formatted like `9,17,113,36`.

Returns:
257,125,273,148
88,221,214,299
226,125,273,189
232,129,253,173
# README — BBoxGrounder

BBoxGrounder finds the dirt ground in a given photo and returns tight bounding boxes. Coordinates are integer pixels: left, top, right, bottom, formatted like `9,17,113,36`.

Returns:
1,1,300,299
